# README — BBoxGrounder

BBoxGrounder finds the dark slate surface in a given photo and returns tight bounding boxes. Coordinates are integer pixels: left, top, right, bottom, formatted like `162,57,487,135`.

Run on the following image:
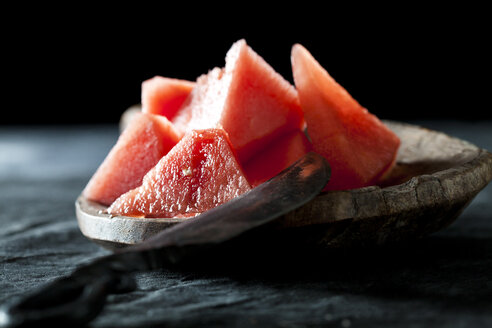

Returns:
0,121,491,327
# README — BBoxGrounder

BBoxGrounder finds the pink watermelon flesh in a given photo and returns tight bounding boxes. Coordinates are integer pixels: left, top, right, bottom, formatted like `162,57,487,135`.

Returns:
291,44,400,190
172,39,304,163
244,130,312,187
108,129,252,218
83,112,180,205
141,76,195,120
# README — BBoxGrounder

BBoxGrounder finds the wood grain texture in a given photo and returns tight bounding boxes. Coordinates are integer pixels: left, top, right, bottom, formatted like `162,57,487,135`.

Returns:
76,121,492,250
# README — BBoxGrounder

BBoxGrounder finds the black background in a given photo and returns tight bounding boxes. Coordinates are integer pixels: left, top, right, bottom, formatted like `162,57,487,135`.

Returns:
3,7,489,125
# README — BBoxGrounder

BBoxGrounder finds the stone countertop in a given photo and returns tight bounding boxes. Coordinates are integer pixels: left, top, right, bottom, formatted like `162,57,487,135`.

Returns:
1,121,491,327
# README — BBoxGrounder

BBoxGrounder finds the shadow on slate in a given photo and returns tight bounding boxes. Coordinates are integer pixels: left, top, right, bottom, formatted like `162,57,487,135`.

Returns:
171,230,492,314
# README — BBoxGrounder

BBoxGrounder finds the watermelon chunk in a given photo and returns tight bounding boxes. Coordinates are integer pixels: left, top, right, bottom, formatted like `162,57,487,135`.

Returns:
291,44,400,190
108,129,252,218
83,112,180,205
244,130,312,187
141,76,195,120
172,39,304,163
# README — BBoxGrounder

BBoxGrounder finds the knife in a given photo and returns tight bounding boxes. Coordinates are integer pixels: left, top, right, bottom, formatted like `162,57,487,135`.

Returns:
1,152,330,327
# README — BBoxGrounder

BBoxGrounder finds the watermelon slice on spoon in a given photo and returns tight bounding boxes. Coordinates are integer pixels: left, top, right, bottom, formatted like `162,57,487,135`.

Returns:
243,130,312,187
141,76,195,120
108,128,252,218
83,112,180,205
291,44,400,190
172,39,304,163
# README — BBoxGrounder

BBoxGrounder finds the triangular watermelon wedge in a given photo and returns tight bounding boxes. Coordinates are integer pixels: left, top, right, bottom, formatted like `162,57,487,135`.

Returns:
243,130,312,187
291,44,400,190
141,76,195,120
83,112,180,205
172,39,304,163
108,129,252,218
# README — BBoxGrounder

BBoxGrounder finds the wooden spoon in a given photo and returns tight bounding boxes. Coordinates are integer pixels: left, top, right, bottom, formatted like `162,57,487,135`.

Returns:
77,120,492,250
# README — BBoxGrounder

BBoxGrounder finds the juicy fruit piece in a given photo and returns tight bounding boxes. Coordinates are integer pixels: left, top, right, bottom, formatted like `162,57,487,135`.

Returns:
108,129,252,218
83,112,180,205
141,76,195,120
244,130,312,187
172,39,304,163
291,44,400,190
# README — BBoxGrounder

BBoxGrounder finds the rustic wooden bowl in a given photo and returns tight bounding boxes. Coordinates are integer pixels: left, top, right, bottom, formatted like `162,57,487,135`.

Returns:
76,121,492,251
